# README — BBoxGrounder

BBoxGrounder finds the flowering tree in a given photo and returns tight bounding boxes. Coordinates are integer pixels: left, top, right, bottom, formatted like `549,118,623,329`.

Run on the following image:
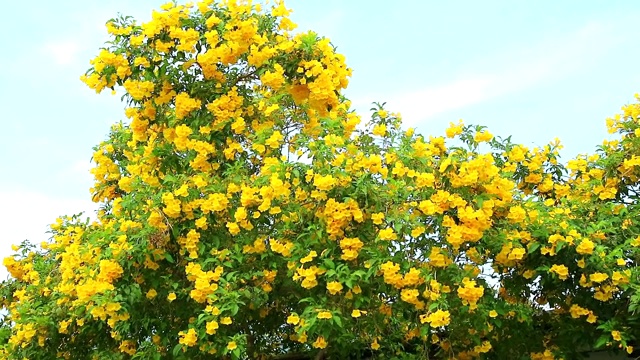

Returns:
2,1,640,359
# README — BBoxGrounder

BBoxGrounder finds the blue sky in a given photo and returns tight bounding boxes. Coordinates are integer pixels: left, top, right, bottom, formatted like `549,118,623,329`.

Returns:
1,0,639,273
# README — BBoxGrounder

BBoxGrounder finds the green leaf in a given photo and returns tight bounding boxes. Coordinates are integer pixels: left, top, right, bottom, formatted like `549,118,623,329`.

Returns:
333,315,343,328
594,335,609,349
172,344,183,357
323,259,335,270
230,303,239,315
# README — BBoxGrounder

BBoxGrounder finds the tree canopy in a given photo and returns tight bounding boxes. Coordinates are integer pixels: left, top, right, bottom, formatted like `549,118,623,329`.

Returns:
2,1,640,359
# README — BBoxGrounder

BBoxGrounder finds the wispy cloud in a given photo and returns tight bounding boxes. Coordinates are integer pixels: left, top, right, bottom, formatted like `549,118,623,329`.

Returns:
42,40,81,66
379,21,621,127
382,76,493,123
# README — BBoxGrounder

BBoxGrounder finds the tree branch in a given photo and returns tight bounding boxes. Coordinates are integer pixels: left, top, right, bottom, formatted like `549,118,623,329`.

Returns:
314,349,327,360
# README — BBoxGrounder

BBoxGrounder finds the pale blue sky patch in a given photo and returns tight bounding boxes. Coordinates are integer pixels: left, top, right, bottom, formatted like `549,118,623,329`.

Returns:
1,0,639,274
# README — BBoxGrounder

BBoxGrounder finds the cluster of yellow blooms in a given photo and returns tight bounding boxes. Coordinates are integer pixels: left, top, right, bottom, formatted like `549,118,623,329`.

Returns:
3,0,640,359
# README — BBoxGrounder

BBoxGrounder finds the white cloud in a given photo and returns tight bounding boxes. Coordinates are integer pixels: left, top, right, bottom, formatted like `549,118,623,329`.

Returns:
382,76,494,124
42,40,81,66
379,21,621,127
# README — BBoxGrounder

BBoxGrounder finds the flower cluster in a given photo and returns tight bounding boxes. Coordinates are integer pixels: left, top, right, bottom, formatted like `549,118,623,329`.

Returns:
2,1,640,360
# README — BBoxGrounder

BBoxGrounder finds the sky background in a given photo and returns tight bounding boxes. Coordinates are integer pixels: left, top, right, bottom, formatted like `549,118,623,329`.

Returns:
1,1,639,278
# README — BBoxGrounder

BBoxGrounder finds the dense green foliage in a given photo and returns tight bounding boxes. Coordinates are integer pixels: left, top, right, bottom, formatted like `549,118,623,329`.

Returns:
2,1,640,359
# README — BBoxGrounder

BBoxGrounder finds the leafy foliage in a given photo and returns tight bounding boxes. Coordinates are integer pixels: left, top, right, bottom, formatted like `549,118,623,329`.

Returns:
2,1,640,359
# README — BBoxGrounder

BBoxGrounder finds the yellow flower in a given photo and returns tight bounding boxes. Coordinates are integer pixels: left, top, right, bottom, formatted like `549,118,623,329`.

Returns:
371,212,385,225
317,311,332,319
300,250,318,264
265,130,284,148
445,121,464,138
507,206,526,223
167,292,177,302
457,278,484,309
576,239,595,255
590,272,609,283
400,288,419,304
119,340,137,355
372,124,387,136
178,328,197,347
569,305,589,318
411,226,425,238
174,92,202,120
371,339,380,350
351,309,366,318
474,130,493,142
549,264,569,280
220,317,233,325
313,336,328,349
489,310,498,318
611,330,622,341
287,313,300,325
326,281,343,295
313,174,337,191
420,309,451,327
508,247,526,260
195,217,208,229
227,341,238,350
226,221,241,235
58,320,70,334
206,321,219,335
146,289,158,299
298,332,308,344
378,227,397,241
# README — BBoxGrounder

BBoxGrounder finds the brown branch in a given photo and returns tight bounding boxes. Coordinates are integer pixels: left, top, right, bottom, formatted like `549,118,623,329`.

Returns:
314,349,327,360
246,334,256,360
